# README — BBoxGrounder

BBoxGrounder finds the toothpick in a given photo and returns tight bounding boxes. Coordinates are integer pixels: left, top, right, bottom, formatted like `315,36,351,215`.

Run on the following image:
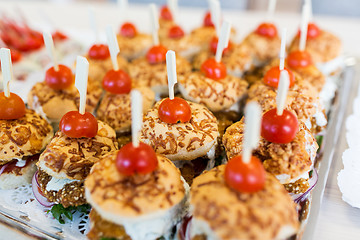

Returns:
276,70,290,116
167,0,178,23
215,20,231,63
131,90,143,148
305,0,313,21
166,50,177,100
266,0,277,21
299,2,310,51
149,4,160,46
242,102,262,164
105,25,120,71
209,0,221,36
88,7,99,43
43,31,59,71
279,28,287,71
0,48,12,98
74,56,89,115
117,0,129,20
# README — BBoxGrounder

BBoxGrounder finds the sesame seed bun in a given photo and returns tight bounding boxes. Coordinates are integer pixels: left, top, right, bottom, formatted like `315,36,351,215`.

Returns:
140,100,218,161
86,55,128,83
161,35,202,61
0,161,37,189
85,151,187,219
190,165,299,240
0,109,53,162
28,80,102,124
178,72,248,112
37,120,117,180
117,33,153,61
96,87,155,133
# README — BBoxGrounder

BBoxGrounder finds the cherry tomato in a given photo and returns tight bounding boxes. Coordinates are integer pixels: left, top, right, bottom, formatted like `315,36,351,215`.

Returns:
0,92,26,120
160,6,173,21
59,111,98,138
263,66,295,88
116,142,158,176
287,50,313,69
45,64,74,90
102,69,132,94
88,44,110,60
255,22,278,38
203,11,214,27
261,108,299,144
12,32,43,52
225,155,266,193
168,25,185,39
158,97,192,124
120,22,137,38
200,58,227,80
209,36,232,55
297,22,320,39
10,49,22,63
146,45,168,64
52,31,68,41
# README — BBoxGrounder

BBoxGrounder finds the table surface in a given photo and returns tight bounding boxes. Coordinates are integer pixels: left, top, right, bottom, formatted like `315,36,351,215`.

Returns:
1,1,360,240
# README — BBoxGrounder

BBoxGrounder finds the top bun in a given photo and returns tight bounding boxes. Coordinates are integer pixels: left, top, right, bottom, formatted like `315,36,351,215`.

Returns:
0,109,53,162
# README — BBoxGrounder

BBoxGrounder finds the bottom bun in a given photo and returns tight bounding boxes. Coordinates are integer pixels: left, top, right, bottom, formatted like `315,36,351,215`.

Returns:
0,161,37,189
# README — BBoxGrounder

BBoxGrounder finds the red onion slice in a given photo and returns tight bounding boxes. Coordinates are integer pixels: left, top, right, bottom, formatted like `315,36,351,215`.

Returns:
0,165,7,176
293,168,318,203
31,171,55,208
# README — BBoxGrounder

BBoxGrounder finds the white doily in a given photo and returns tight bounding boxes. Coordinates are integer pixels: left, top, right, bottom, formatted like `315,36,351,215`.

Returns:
0,184,90,239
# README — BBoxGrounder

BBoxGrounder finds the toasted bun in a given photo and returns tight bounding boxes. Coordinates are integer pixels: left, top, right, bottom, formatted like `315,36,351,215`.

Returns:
96,87,155,133
28,80,102,123
128,56,191,94
242,32,281,64
0,109,53,162
161,35,202,61
178,72,248,112
0,161,37,189
223,119,317,183
117,33,153,60
289,30,342,63
85,152,186,219
190,165,299,240
37,120,117,180
140,100,218,161
86,55,128,82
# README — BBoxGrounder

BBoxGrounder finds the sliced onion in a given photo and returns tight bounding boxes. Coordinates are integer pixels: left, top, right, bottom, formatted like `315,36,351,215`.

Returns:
31,171,55,208
0,164,7,176
293,168,319,203
179,216,192,240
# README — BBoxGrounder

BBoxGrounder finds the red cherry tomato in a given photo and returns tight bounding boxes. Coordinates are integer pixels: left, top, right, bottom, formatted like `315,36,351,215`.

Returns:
297,22,320,39
59,111,98,138
158,97,192,124
225,155,266,193
0,92,26,120
203,11,214,27
200,58,227,80
287,50,313,69
146,45,168,64
10,49,22,63
88,44,110,60
261,108,299,144
116,142,158,176
209,36,232,55
255,22,278,38
12,31,43,52
168,25,185,39
45,64,74,90
160,6,173,21
102,69,132,94
120,22,137,38
52,31,68,41
263,66,295,88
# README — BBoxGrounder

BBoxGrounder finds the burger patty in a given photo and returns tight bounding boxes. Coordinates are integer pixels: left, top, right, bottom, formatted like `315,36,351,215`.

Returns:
37,170,86,208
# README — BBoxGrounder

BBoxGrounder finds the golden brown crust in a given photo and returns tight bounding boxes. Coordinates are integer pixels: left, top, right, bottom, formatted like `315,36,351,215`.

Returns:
128,56,191,91
0,109,53,162
241,32,281,65
160,34,202,60
37,121,117,180
96,87,155,133
190,165,299,240
86,55,128,83
223,119,317,181
28,81,102,122
159,19,176,40
85,152,185,217
139,100,218,161
288,30,342,63
190,27,216,50
178,72,248,112
117,33,153,60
